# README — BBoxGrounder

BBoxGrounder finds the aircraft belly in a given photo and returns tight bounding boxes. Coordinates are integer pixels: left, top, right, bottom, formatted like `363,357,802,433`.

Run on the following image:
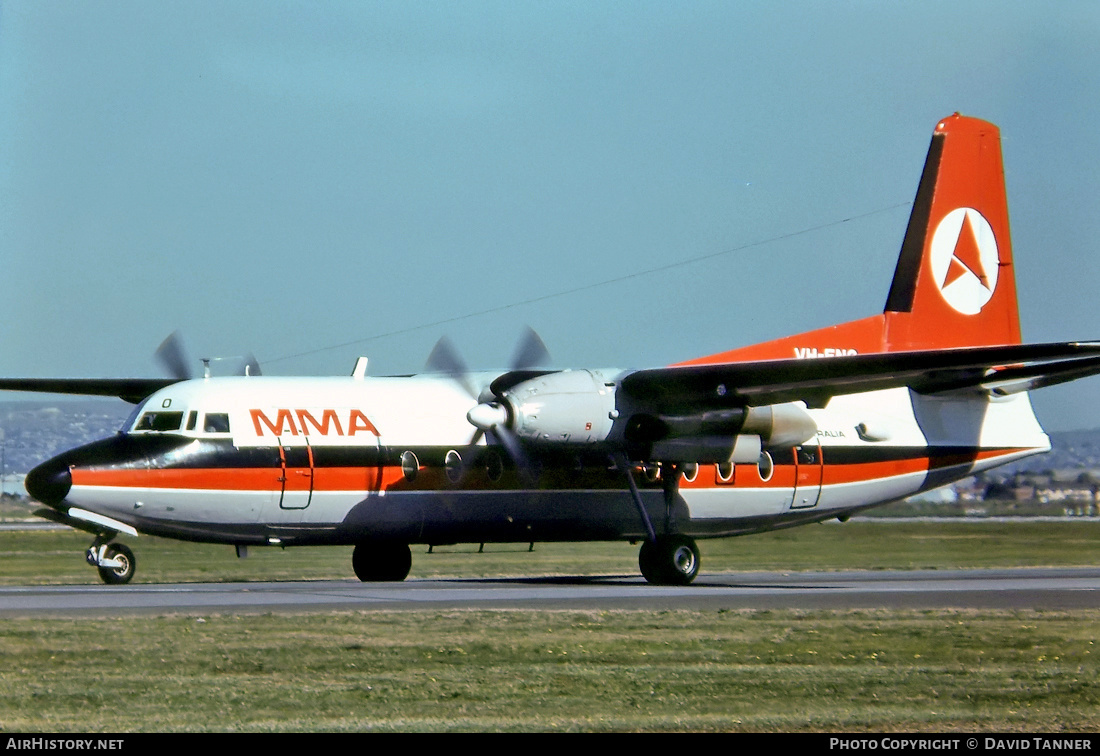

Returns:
679,487,790,521
340,488,664,543
676,479,923,530
277,490,369,525
814,474,926,512
68,485,271,526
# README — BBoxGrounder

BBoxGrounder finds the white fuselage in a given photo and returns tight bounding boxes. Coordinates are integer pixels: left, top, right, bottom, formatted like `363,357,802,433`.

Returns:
44,372,1048,547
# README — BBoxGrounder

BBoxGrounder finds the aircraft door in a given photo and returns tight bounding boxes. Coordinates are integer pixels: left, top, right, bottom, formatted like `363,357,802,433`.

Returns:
278,440,314,510
756,448,796,510
791,442,823,509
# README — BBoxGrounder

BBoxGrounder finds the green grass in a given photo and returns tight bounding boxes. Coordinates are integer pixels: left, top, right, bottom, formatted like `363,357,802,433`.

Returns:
0,608,1096,732
0,521,1096,585
1,522,1098,732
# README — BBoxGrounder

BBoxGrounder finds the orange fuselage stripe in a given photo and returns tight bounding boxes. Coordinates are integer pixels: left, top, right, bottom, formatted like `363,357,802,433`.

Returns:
68,448,1028,494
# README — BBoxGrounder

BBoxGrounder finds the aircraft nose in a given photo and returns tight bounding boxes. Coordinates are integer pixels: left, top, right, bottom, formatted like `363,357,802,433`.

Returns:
25,459,72,507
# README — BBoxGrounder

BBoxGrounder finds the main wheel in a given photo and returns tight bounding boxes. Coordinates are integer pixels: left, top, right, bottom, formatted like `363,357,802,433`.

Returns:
352,542,412,582
97,543,136,585
638,535,700,585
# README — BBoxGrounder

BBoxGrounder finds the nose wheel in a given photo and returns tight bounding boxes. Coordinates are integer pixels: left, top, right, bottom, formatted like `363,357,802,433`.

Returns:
86,537,136,585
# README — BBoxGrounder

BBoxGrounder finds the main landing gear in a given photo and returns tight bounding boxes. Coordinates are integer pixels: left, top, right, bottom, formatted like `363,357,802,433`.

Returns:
613,454,701,586
86,535,136,585
352,542,413,582
638,535,700,586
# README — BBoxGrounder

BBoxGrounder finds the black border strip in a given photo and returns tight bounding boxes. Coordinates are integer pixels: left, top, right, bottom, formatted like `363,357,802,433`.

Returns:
884,132,944,313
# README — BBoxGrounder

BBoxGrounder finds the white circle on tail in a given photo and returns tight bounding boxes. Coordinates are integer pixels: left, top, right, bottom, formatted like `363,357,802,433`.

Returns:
929,207,999,315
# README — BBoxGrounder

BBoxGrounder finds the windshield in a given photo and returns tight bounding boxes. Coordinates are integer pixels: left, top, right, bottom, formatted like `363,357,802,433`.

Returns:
133,411,184,432
121,397,153,433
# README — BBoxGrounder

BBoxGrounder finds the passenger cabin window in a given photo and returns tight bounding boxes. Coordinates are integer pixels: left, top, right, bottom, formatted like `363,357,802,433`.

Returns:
204,413,231,433
134,411,184,432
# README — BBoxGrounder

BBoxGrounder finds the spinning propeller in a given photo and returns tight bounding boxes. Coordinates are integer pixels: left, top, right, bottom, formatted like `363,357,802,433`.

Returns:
425,327,553,476
426,329,685,543
155,331,262,379
154,331,194,380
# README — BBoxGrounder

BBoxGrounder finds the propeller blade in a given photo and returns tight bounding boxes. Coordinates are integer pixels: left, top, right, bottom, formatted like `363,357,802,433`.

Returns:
425,336,478,398
425,335,467,375
493,425,536,485
430,328,552,483
154,331,193,380
510,326,551,371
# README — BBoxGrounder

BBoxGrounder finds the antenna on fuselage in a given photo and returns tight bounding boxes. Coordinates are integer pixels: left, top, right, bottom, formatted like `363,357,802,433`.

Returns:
352,357,368,378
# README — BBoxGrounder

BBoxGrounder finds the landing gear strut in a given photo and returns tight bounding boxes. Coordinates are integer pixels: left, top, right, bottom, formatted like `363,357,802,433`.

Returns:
86,535,136,585
352,542,412,582
613,454,700,585
638,535,700,585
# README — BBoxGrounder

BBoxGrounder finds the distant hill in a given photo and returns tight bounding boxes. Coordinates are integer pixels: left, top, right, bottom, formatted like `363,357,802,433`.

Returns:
998,429,1100,477
0,399,134,475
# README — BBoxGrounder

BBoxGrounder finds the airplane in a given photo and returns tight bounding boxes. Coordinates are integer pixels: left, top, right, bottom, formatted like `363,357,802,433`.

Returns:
10,113,1100,586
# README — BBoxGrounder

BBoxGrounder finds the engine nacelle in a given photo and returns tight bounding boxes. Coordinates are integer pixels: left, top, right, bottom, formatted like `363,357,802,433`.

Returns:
626,402,818,464
471,368,818,459
500,370,617,444
740,403,819,449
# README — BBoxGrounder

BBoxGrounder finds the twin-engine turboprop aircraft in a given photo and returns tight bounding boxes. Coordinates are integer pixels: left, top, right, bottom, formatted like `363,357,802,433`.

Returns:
12,114,1100,585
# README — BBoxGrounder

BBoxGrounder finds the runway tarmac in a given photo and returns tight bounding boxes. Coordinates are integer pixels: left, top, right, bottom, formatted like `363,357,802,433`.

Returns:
2,567,1099,616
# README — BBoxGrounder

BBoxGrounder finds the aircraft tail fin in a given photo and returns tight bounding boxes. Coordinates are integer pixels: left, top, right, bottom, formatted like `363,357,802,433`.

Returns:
880,113,1021,351
679,114,1021,366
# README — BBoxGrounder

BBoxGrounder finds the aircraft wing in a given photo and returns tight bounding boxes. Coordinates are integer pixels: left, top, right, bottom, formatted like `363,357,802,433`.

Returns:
620,341,1100,412
0,378,180,404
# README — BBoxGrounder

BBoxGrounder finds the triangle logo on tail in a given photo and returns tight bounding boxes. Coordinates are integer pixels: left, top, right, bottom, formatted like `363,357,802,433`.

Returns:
929,207,999,315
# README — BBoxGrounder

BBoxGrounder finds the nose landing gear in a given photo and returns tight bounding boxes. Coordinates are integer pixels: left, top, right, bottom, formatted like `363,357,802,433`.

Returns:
86,535,136,585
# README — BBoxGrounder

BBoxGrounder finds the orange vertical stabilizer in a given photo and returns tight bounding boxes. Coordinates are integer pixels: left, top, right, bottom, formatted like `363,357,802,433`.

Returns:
680,113,1020,368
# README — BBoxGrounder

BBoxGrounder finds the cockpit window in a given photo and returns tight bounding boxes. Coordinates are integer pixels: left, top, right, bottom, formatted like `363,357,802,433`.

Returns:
121,396,153,433
134,411,184,432
204,413,231,433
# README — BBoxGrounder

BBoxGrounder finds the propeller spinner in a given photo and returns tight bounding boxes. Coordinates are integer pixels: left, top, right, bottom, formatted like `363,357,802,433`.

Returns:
425,327,554,472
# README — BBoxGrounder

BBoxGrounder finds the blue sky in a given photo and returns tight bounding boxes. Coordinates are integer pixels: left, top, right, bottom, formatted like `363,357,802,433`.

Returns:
1,1,1099,430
